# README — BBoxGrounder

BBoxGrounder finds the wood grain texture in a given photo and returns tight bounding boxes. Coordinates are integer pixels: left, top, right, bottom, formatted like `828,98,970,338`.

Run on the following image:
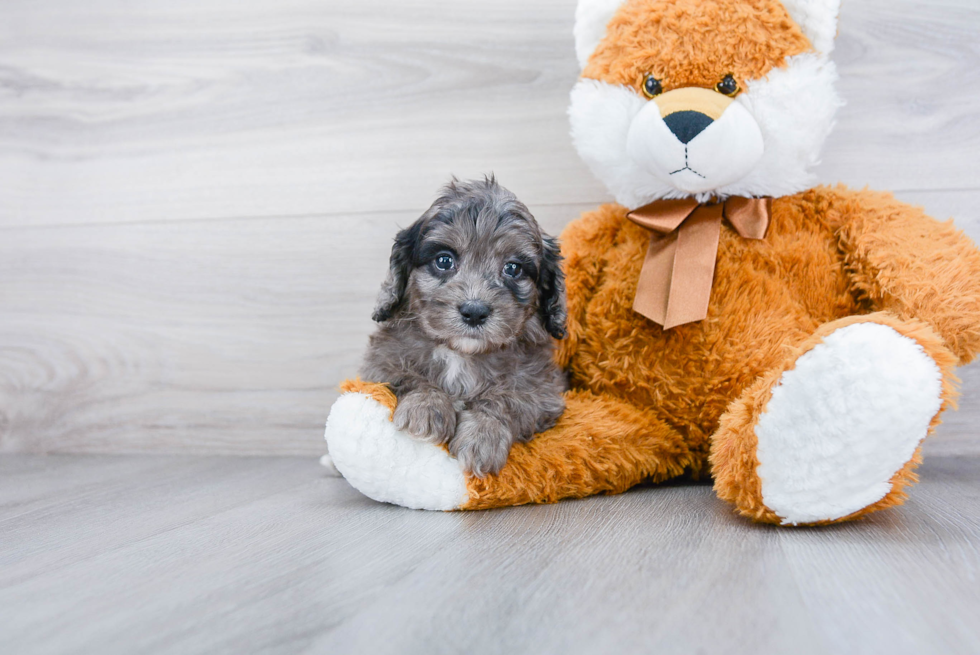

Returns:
0,0,596,227
0,203,593,455
0,0,979,455
1,454,979,655
1,0,979,227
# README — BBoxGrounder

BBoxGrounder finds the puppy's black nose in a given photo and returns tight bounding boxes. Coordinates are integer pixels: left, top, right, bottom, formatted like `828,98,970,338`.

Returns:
663,110,714,144
459,300,491,327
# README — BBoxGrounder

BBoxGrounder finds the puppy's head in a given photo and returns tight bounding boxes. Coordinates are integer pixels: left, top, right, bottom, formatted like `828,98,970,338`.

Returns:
373,177,566,353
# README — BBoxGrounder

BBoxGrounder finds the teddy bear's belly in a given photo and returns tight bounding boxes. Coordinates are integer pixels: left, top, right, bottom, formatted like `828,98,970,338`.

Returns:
569,204,863,463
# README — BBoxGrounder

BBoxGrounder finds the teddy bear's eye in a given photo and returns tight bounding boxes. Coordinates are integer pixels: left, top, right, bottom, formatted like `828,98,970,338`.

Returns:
716,74,740,97
642,74,663,99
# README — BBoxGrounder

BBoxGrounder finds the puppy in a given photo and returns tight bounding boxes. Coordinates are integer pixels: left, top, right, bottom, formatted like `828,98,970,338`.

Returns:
362,177,567,477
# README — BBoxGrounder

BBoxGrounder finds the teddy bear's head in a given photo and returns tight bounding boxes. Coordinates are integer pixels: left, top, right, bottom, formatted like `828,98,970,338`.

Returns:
570,0,843,208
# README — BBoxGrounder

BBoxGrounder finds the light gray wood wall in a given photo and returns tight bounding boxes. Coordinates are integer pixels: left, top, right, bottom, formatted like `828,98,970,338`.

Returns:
1,0,979,456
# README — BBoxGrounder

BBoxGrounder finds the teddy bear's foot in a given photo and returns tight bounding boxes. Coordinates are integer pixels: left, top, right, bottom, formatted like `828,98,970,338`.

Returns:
325,390,469,510
712,314,958,526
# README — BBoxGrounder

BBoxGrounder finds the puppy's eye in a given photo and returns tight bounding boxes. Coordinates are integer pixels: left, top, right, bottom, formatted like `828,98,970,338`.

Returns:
642,74,663,99
434,253,456,271
502,262,523,278
716,74,740,97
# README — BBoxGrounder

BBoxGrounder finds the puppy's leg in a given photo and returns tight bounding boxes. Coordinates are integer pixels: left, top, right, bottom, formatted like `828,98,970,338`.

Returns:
393,386,457,444
449,388,564,476
450,408,514,478
449,388,552,476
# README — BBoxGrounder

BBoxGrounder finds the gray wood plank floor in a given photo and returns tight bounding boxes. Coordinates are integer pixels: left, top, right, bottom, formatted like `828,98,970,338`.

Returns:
2,0,980,456
2,453,979,655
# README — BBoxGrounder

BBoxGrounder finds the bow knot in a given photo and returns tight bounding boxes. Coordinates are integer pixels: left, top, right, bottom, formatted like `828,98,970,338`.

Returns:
627,196,772,329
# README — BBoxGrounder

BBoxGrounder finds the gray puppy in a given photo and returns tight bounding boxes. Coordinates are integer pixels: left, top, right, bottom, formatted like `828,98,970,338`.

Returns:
362,177,567,477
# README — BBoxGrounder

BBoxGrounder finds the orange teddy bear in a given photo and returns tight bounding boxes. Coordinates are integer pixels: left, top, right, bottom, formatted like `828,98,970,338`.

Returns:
325,0,980,525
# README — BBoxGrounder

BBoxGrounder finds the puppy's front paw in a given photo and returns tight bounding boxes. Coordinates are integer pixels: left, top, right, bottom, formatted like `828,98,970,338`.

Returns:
450,410,515,478
393,389,457,444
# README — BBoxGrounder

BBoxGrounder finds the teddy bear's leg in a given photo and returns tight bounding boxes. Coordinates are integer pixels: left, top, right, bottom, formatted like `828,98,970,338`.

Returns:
326,380,693,510
463,389,693,509
710,313,959,526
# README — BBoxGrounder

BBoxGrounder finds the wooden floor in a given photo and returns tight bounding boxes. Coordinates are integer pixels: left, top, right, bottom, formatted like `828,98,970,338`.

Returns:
1,453,979,655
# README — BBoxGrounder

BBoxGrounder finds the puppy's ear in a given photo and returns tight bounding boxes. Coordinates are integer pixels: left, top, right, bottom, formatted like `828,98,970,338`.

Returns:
537,235,567,339
372,219,423,322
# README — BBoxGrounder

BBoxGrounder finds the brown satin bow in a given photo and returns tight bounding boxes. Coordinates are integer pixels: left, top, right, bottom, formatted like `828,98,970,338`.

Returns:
627,196,772,330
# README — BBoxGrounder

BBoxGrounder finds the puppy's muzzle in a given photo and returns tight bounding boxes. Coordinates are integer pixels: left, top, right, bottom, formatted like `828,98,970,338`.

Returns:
459,300,491,327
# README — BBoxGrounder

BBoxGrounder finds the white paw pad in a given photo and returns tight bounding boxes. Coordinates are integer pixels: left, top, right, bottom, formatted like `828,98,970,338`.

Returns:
755,323,943,525
324,393,468,510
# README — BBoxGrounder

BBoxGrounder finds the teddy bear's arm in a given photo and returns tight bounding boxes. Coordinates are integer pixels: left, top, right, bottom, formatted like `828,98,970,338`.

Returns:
556,203,628,368
832,186,980,363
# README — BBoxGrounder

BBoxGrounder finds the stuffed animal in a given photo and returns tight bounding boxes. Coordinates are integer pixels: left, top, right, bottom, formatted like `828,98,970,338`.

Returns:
325,0,980,525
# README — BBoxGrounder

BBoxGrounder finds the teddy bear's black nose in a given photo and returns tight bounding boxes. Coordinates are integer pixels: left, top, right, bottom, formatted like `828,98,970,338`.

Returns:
663,110,714,144
459,300,492,327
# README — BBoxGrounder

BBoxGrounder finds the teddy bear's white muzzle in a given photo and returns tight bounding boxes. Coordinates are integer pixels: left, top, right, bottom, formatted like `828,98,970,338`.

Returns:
627,94,765,195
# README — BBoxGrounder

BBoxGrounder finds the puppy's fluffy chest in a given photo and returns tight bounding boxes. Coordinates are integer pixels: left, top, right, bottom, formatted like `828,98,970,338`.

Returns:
431,345,485,398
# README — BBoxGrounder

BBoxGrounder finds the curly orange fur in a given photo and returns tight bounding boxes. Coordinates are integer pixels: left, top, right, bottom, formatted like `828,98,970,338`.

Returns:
584,0,811,95
477,186,979,523
462,389,693,509
339,378,397,418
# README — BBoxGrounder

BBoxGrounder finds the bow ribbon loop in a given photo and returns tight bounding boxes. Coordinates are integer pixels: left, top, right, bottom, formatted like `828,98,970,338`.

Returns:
627,196,771,330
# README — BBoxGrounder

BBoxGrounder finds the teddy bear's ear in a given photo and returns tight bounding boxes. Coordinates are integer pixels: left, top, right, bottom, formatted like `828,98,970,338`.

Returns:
780,0,842,55
574,0,627,69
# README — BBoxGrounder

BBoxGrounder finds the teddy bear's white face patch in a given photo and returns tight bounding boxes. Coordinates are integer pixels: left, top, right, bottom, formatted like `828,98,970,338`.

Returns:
626,90,765,195
569,52,842,207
